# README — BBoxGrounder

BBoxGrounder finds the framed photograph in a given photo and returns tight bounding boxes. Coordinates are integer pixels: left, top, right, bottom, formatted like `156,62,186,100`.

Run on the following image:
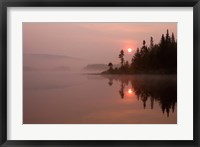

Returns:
0,0,199,146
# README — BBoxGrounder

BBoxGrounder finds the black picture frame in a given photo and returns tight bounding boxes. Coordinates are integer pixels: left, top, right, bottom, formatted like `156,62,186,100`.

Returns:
0,0,199,146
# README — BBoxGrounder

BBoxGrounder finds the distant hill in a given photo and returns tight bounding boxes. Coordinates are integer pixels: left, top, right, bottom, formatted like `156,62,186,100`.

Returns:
24,53,86,72
83,64,108,71
24,66,70,72
26,53,84,60
83,64,120,72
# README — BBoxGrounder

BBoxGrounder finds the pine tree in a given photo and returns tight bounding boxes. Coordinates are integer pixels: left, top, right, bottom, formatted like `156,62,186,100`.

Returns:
160,34,165,48
104,30,177,74
119,50,125,67
150,36,154,49
171,32,175,44
166,29,171,44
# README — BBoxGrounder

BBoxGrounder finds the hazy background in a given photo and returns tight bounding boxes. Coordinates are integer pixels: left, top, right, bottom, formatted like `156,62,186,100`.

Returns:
23,22,177,72
23,23,177,124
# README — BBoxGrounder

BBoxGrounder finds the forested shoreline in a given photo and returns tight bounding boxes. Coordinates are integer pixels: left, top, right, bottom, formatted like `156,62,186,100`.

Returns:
102,29,177,74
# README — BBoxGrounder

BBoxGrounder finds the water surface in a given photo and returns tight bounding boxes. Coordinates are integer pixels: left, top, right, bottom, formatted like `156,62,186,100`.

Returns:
23,72,177,124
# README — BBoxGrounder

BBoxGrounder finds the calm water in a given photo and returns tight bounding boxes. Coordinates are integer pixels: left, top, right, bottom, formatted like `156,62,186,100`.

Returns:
23,72,177,124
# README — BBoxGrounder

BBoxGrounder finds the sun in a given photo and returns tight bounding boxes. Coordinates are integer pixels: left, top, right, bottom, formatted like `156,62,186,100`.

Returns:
127,48,132,53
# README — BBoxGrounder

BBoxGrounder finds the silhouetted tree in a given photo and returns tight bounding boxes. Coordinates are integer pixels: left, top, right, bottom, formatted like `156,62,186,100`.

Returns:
131,29,177,74
150,36,154,49
108,62,113,71
171,32,175,44
160,34,165,48
102,29,177,75
131,48,141,72
119,50,125,67
124,61,130,73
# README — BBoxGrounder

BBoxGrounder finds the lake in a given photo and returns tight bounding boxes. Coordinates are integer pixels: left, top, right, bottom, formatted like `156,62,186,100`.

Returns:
23,72,177,124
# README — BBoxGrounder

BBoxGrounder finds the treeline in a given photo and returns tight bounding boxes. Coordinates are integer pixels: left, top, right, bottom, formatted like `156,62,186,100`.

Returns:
103,29,177,74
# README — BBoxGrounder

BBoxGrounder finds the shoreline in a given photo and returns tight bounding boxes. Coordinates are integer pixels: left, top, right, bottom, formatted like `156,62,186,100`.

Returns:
86,73,177,76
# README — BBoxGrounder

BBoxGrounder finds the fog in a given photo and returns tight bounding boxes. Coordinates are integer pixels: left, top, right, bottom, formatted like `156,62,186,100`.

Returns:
23,23,177,124
23,22,177,72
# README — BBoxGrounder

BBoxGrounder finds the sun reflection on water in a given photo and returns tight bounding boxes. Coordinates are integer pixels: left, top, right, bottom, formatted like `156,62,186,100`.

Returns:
128,88,133,94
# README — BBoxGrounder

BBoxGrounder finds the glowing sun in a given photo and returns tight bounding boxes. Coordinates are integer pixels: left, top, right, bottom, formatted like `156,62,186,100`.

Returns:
128,89,133,94
127,48,132,53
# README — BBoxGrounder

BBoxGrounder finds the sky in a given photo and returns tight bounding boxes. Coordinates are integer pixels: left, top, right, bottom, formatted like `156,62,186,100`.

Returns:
23,22,177,67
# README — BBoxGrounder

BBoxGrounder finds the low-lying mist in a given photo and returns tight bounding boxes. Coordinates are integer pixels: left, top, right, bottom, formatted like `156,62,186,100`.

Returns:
24,53,109,73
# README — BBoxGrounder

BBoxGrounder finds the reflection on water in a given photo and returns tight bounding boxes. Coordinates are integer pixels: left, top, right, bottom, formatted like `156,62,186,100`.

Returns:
23,72,177,124
104,75,177,117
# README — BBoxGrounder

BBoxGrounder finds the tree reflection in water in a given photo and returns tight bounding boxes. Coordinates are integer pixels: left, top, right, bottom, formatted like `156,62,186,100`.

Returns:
104,75,177,117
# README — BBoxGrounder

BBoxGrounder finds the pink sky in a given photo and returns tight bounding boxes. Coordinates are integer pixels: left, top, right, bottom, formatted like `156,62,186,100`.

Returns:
23,22,177,64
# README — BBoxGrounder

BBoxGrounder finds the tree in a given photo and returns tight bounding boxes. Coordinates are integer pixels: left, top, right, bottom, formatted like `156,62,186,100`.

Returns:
143,40,146,46
124,61,130,73
171,32,175,44
165,29,171,44
108,62,113,71
140,40,148,56
131,48,141,71
140,40,149,70
150,36,154,49
134,48,141,59
160,34,165,48
103,30,177,75
118,50,125,67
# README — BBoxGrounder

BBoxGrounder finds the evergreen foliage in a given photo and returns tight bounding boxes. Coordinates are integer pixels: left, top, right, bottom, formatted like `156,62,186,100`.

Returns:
103,30,177,74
